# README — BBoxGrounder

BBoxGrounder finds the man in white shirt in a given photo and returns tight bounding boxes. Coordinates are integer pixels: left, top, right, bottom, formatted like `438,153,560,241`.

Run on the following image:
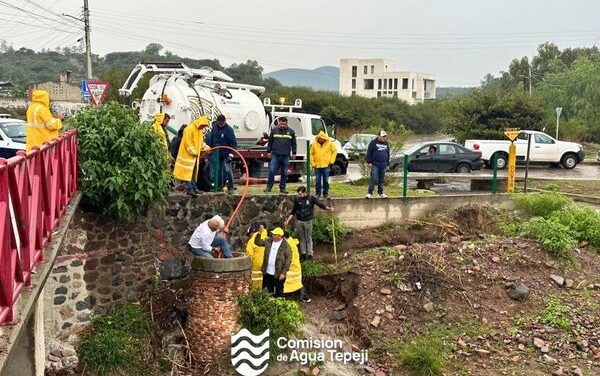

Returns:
188,215,233,258
253,227,292,297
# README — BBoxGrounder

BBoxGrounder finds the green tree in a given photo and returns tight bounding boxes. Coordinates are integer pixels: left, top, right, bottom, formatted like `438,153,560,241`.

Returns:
444,89,546,143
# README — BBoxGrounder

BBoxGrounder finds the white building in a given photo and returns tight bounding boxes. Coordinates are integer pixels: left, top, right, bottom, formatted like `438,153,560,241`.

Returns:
339,58,436,105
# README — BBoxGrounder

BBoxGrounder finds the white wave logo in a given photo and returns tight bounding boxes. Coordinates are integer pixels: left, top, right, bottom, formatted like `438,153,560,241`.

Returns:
231,329,270,376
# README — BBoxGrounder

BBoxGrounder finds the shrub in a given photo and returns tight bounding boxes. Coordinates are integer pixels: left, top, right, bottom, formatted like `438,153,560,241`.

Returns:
394,336,448,375
237,289,304,356
72,103,170,218
522,217,577,258
78,304,155,376
513,193,571,218
312,213,350,244
550,204,600,248
538,296,571,330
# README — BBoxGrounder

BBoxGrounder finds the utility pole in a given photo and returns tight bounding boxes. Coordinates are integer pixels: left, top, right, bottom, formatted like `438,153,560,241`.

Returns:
528,64,532,96
83,0,92,79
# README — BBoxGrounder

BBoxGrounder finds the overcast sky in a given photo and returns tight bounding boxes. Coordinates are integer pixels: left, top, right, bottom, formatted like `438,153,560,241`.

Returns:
3,0,599,86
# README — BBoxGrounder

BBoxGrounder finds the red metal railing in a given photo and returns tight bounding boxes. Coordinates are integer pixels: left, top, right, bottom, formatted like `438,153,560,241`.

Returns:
0,130,78,325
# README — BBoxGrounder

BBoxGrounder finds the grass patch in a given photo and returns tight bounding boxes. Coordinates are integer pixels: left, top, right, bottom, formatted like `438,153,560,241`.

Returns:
78,304,155,376
394,336,447,376
243,180,437,198
528,179,600,197
391,322,489,375
537,296,571,330
312,213,350,244
301,260,334,277
550,204,600,248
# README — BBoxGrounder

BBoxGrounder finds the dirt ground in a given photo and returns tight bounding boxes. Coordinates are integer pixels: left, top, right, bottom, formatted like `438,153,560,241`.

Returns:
305,204,600,376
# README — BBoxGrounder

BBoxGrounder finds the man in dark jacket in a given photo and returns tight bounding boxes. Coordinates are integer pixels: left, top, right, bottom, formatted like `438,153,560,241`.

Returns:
366,130,390,199
265,117,297,194
254,227,292,297
284,186,334,261
206,114,238,192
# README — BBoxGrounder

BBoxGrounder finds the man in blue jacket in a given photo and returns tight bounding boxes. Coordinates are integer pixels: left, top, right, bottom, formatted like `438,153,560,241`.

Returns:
366,130,390,198
265,117,297,194
206,114,238,192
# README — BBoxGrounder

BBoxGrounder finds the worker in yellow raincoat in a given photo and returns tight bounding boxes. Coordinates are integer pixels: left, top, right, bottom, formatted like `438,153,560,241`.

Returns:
245,224,305,296
173,116,210,195
26,90,63,151
151,113,170,149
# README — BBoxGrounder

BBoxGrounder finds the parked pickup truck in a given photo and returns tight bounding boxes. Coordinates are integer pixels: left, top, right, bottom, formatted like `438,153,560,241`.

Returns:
464,131,585,169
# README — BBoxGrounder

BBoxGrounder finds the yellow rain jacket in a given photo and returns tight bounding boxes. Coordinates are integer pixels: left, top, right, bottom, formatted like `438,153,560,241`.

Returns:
310,131,337,168
173,116,209,182
245,231,303,293
26,90,63,151
151,113,168,149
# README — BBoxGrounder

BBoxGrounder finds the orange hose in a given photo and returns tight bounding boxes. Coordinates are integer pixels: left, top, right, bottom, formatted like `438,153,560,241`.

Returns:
201,146,250,232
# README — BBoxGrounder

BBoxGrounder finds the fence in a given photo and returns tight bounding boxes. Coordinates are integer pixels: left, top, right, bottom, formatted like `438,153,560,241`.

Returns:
0,130,78,325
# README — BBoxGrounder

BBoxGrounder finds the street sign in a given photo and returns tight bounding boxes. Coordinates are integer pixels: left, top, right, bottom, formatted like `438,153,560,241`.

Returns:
87,81,110,106
504,128,521,141
507,143,517,193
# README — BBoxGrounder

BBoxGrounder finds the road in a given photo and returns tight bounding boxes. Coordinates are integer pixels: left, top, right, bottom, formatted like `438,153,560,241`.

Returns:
334,162,600,183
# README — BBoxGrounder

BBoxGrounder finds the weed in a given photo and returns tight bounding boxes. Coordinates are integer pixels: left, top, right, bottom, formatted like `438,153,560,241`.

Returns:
550,204,600,248
78,304,154,376
538,296,571,330
393,335,448,375
301,260,333,277
522,217,577,258
385,271,408,288
237,289,304,357
312,213,350,244
513,192,571,218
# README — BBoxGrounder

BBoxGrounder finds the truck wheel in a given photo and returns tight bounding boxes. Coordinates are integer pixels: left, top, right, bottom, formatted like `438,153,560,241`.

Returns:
491,152,508,169
561,153,578,169
331,163,343,176
456,163,472,173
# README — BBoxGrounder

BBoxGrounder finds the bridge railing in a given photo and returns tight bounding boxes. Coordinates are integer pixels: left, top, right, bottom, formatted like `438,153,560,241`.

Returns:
0,130,78,325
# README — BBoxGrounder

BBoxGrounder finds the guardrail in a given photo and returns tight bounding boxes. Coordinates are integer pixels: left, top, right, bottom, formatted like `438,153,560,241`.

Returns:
0,130,78,325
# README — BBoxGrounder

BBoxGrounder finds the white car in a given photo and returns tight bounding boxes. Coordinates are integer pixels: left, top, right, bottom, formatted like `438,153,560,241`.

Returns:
465,131,585,169
0,118,26,159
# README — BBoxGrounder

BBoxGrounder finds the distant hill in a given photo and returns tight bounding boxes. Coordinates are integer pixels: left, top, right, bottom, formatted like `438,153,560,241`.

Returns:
264,66,339,91
436,86,475,99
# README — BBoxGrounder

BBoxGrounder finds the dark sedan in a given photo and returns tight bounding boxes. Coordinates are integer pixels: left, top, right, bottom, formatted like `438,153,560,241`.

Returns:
398,142,484,173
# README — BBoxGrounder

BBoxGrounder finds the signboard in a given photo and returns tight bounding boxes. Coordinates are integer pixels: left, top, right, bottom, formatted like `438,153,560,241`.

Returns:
81,80,90,102
504,128,521,142
87,81,110,107
504,128,520,193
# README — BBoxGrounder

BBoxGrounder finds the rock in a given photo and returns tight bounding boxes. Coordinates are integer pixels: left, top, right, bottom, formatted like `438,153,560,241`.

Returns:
159,255,187,280
380,288,392,295
508,284,530,301
393,244,407,250
330,310,347,322
565,279,574,288
572,367,583,376
550,274,565,287
542,354,556,363
423,302,434,313
576,279,588,290
475,349,491,355
370,316,381,328
375,372,386,376
48,354,60,362
492,256,501,263
298,367,311,376
385,305,394,312
518,344,525,351
552,367,564,376
61,347,76,357
576,339,588,351
333,304,346,311
311,367,320,376
533,337,545,349
457,339,468,348
540,346,550,353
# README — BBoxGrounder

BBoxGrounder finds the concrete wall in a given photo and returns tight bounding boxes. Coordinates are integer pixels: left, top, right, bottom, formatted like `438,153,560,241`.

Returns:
333,193,514,229
0,98,86,116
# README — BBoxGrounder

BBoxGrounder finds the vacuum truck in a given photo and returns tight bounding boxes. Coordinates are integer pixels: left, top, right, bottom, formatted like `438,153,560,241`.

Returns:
119,62,348,181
